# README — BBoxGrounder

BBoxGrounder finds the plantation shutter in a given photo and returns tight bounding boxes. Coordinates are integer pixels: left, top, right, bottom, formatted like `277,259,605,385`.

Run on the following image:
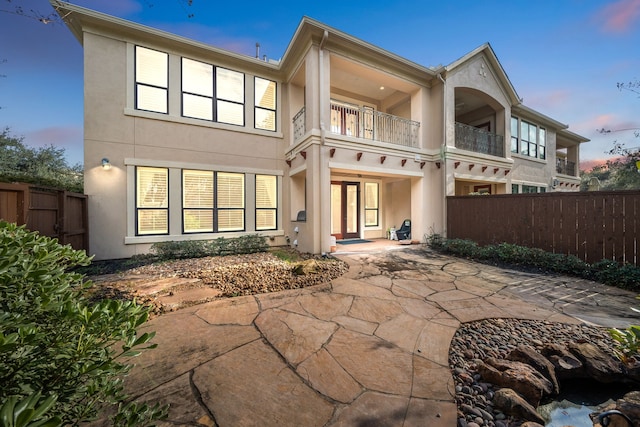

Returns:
217,172,244,231
136,166,168,235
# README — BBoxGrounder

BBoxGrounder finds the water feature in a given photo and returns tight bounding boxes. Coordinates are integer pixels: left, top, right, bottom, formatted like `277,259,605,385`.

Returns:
537,379,633,427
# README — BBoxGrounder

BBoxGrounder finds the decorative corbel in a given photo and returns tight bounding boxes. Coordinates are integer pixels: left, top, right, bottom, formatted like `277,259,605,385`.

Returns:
454,161,460,169
504,170,510,176
357,152,363,161
482,166,488,172
420,161,426,169
469,164,475,171
493,168,499,174
300,151,307,159
401,159,407,167
380,156,386,164
286,160,292,167
329,148,335,158
435,162,441,169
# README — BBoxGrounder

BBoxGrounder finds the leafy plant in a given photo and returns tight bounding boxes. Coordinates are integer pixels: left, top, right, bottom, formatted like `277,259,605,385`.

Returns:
0,221,167,425
608,325,640,365
151,234,268,260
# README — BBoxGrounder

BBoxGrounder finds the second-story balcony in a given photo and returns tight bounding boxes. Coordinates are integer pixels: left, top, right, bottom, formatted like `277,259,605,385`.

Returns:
556,158,576,176
292,101,420,148
455,122,505,157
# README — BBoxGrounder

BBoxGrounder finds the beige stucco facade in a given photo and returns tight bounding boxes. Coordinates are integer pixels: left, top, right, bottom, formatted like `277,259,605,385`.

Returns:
54,1,588,260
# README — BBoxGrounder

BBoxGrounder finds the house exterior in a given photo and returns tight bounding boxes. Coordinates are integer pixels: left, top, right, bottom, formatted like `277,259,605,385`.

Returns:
53,1,588,260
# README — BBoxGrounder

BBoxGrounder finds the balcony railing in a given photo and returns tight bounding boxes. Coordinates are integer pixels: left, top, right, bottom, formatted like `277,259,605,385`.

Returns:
454,122,504,157
293,107,306,141
292,103,420,148
556,159,576,176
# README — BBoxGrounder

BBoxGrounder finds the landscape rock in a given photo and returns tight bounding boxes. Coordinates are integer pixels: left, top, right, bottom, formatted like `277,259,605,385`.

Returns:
477,357,553,406
541,342,584,379
507,344,560,395
492,388,545,425
616,390,640,426
569,342,625,383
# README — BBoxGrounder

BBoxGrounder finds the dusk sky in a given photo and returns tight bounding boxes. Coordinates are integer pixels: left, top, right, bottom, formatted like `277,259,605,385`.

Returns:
1,0,639,168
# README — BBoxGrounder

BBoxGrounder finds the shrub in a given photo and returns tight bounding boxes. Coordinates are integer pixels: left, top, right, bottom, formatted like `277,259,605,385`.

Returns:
426,234,639,289
0,221,166,426
152,234,268,260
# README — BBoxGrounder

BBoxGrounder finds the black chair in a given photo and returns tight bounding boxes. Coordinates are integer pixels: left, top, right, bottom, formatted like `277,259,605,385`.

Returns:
396,219,411,240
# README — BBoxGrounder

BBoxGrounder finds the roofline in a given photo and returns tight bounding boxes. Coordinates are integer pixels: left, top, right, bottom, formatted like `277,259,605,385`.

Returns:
50,0,279,70
558,128,590,143
445,43,521,105
512,104,568,130
280,16,437,78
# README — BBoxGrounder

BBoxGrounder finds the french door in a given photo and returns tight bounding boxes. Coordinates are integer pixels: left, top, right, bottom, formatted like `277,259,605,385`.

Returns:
331,181,360,240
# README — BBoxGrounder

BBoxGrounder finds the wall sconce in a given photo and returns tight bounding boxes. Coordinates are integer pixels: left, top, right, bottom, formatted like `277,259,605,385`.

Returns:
101,158,111,170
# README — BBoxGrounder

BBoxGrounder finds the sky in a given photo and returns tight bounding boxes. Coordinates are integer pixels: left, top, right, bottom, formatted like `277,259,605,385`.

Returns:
1,0,639,168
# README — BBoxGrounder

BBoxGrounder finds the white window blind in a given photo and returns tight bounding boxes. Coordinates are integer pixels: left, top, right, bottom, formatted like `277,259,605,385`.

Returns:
256,175,277,230
136,166,168,235
217,172,244,231
183,170,214,233
135,46,168,113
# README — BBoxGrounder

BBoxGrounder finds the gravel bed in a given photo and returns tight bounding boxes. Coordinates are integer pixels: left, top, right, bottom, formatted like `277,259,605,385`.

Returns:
86,251,348,313
449,318,617,427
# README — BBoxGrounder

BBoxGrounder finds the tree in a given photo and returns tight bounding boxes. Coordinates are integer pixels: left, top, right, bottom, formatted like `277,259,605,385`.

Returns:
0,127,83,193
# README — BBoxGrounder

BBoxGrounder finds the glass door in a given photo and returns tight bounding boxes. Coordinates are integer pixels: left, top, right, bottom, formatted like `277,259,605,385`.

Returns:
331,181,360,240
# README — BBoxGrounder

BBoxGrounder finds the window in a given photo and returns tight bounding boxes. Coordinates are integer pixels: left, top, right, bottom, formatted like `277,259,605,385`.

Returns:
255,77,276,131
510,117,519,153
364,182,379,226
522,185,538,193
136,167,168,235
183,170,214,233
256,175,277,230
182,58,213,121
511,116,546,160
216,67,244,126
217,172,245,231
511,184,519,194
135,46,168,113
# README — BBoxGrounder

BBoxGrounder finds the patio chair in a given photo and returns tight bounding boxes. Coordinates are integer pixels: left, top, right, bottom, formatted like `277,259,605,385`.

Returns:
396,219,411,240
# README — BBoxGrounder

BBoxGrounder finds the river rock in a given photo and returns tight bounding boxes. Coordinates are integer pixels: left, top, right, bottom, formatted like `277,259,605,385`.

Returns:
507,344,560,395
477,357,553,406
492,388,545,424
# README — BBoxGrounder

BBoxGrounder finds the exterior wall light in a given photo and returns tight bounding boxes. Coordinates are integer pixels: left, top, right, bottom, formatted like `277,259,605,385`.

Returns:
101,158,112,170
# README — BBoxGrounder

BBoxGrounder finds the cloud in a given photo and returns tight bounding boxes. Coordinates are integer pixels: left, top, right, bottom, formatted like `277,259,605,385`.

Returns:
595,0,640,34
23,127,84,165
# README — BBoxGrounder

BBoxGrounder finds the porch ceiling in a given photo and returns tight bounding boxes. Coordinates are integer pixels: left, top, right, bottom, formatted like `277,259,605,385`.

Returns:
330,56,418,102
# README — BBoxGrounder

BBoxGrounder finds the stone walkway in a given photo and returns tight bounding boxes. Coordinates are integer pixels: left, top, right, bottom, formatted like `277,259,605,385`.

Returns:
122,246,640,426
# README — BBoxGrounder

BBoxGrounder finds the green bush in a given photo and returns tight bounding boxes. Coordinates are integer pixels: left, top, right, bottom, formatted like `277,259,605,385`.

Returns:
0,221,166,426
152,234,269,260
425,233,639,290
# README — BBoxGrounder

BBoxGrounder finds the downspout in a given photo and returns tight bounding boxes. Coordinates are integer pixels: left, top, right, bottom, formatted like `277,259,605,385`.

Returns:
319,30,328,145
436,73,447,237
319,30,329,253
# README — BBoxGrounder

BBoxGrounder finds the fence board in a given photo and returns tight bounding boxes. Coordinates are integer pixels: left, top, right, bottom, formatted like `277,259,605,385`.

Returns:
447,191,640,266
0,183,88,252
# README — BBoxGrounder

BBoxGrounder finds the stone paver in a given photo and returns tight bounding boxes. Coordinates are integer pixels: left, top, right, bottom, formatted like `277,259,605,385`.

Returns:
117,243,639,426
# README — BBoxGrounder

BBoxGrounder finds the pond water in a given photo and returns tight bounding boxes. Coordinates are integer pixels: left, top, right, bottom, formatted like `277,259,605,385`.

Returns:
537,379,633,427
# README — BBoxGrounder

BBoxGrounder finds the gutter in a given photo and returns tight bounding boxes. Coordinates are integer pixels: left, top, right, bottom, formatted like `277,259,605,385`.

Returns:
437,73,447,237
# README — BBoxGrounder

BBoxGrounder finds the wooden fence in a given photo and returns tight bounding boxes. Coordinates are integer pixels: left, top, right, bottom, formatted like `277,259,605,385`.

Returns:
446,190,640,266
0,182,88,252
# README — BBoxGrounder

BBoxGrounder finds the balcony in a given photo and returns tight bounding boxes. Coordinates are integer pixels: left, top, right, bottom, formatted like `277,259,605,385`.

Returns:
454,122,504,158
556,159,576,176
292,102,420,148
